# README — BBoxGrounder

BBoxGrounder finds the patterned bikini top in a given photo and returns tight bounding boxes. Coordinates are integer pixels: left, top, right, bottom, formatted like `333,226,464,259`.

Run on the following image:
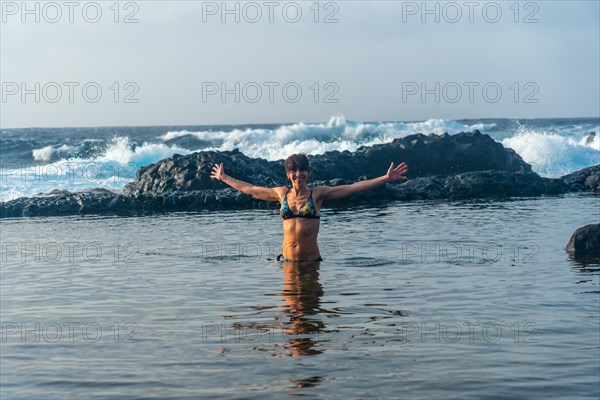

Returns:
280,189,320,220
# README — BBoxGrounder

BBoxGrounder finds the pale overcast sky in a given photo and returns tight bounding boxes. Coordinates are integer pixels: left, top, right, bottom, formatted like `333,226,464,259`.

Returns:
1,0,599,128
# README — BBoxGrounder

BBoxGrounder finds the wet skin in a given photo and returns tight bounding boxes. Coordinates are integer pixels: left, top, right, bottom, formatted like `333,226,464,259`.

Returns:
278,169,323,262
210,161,408,262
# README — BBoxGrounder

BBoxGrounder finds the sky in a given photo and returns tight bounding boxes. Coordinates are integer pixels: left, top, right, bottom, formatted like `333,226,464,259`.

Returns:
1,0,599,128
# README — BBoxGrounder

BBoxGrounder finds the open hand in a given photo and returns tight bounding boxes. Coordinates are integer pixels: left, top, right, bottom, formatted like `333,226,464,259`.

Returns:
386,162,408,182
211,162,225,181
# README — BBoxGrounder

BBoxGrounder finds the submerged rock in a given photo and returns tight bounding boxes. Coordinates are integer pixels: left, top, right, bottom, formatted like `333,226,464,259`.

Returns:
566,224,600,262
584,131,596,146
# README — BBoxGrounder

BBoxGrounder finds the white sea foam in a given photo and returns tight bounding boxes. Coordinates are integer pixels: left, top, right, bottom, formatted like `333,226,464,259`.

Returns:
3,117,598,202
1,137,190,202
159,116,495,160
32,144,78,161
502,129,599,177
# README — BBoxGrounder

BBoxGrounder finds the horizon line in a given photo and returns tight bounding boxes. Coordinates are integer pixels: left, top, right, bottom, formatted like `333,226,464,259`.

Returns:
2,116,599,131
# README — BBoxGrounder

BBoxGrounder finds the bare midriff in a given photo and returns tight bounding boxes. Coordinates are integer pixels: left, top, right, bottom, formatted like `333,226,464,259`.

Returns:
282,218,321,261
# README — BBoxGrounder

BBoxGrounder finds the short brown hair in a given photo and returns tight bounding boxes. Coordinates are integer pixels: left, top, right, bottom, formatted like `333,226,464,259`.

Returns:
285,153,310,172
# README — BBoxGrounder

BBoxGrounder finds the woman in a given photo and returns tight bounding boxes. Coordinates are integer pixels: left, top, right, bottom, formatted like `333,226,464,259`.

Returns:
211,153,408,262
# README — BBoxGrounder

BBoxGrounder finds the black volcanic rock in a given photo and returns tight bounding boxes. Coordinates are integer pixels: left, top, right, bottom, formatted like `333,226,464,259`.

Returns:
123,130,532,196
0,131,597,219
0,188,144,218
566,224,600,262
560,165,600,192
353,130,531,178
390,170,568,201
123,149,284,196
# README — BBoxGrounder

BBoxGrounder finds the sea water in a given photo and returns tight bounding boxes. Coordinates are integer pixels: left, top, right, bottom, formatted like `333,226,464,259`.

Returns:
1,194,598,399
1,117,599,202
1,117,599,399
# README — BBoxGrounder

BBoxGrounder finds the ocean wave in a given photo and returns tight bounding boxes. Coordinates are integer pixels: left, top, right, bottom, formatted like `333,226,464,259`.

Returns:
95,136,190,166
2,137,190,202
32,144,77,162
159,115,496,160
3,117,598,202
502,128,599,178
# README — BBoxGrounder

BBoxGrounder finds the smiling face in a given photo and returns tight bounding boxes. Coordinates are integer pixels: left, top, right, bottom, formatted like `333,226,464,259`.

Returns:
287,168,310,189
284,154,311,190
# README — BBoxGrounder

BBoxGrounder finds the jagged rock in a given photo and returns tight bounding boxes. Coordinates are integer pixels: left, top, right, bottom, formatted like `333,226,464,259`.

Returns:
123,148,282,195
560,165,600,192
389,170,568,201
1,131,597,219
122,130,533,196
566,224,600,262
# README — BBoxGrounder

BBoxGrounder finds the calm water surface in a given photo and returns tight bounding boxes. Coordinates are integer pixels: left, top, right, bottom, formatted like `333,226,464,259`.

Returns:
1,194,599,399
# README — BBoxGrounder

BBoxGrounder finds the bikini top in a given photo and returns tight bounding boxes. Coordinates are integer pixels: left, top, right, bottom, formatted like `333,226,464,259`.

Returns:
280,188,320,220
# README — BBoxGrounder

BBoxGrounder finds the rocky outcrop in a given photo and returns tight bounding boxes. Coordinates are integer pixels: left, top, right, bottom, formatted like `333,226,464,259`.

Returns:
122,130,532,196
0,131,597,218
566,224,600,262
122,150,283,195
389,170,568,201
0,188,143,218
560,165,600,192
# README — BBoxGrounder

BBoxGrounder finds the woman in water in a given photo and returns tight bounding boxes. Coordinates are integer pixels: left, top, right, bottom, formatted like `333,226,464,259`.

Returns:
211,153,408,262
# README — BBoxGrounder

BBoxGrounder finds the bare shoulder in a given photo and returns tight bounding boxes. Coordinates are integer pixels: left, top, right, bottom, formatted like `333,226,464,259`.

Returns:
272,186,289,203
311,185,330,200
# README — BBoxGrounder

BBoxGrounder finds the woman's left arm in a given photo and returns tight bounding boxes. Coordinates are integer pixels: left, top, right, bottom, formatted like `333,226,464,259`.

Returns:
319,162,408,201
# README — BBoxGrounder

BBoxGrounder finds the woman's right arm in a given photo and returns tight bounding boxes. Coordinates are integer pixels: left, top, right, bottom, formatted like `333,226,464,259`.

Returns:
211,162,281,202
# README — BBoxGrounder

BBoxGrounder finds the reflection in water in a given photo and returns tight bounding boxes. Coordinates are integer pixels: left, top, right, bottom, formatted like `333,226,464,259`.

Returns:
217,261,333,392
280,261,329,393
219,261,335,359
569,259,600,294
289,375,324,389
280,261,327,357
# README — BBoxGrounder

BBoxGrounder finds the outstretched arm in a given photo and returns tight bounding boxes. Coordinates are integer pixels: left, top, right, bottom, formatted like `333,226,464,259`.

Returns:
319,162,408,201
211,162,280,202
